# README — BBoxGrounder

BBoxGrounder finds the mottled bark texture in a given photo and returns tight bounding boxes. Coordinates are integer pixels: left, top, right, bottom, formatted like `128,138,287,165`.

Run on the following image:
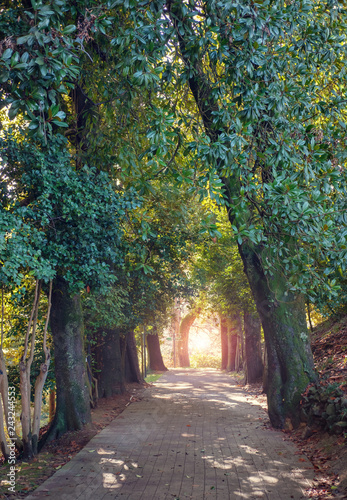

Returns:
244,311,263,384
146,330,168,371
42,277,91,445
177,312,196,368
239,244,317,428
93,328,125,398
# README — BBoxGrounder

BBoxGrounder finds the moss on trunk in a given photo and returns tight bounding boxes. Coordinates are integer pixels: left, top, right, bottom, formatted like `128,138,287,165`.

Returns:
239,243,317,428
40,277,91,446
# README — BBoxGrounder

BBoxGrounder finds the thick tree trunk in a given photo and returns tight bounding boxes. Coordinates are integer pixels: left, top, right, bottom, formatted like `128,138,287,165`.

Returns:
226,333,236,372
177,312,196,368
94,328,125,398
124,331,143,383
146,331,168,371
42,277,91,445
244,310,263,384
239,243,317,428
220,315,228,370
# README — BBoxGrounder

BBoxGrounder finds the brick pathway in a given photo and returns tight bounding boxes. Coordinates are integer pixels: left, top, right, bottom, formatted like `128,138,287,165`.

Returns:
25,369,315,499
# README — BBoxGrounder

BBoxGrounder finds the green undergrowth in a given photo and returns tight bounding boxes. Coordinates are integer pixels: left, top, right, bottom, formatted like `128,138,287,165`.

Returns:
189,352,220,369
145,372,163,384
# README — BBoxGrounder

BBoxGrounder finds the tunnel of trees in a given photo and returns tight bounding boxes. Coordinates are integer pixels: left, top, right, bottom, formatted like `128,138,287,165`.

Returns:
1,0,347,460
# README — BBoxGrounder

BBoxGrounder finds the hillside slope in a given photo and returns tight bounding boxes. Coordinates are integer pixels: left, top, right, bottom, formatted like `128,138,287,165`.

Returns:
292,315,347,498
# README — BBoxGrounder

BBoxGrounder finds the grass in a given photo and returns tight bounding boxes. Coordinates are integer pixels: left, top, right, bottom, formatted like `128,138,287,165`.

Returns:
145,372,163,384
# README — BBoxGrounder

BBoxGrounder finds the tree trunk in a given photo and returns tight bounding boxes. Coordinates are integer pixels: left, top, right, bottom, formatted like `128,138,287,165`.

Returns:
124,331,143,383
0,393,10,460
306,300,314,333
49,389,56,422
244,310,263,384
42,277,91,445
220,314,228,370
226,315,240,372
226,333,236,372
177,311,196,367
171,299,181,368
263,346,268,394
93,328,125,398
32,281,52,454
146,330,168,371
239,243,317,428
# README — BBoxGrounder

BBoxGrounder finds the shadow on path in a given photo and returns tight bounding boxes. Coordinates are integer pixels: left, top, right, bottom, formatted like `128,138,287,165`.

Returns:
25,369,314,499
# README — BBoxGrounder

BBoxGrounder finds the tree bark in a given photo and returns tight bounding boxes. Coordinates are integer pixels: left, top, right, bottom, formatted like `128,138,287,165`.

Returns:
32,281,52,454
220,315,228,370
41,277,91,445
49,389,56,422
93,328,125,398
171,299,181,367
146,330,168,371
177,311,196,367
244,310,263,384
263,346,268,394
124,331,143,384
239,243,317,428
19,279,41,459
226,315,240,372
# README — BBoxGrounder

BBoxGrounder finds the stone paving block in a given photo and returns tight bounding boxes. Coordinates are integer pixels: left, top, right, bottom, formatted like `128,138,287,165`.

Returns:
25,369,315,500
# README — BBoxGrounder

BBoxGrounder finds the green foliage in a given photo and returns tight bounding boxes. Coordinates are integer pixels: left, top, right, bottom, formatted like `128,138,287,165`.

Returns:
0,131,135,291
190,352,220,370
110,0,347,309
191,208,255,316
0,0,82,136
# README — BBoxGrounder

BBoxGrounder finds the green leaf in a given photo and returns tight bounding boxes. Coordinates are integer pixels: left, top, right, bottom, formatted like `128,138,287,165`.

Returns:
0,68,9,83
2,48,13,60
17,35,31,45
52,120,68,127
62,25,76,35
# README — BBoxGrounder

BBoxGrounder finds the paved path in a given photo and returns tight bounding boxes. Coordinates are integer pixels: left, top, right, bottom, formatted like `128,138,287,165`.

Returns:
25,369,315,499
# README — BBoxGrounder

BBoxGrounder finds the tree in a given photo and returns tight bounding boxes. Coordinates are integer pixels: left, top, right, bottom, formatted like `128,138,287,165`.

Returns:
161,0,347,428
146,327,168,372
191,212,263,382
177,308,199,368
